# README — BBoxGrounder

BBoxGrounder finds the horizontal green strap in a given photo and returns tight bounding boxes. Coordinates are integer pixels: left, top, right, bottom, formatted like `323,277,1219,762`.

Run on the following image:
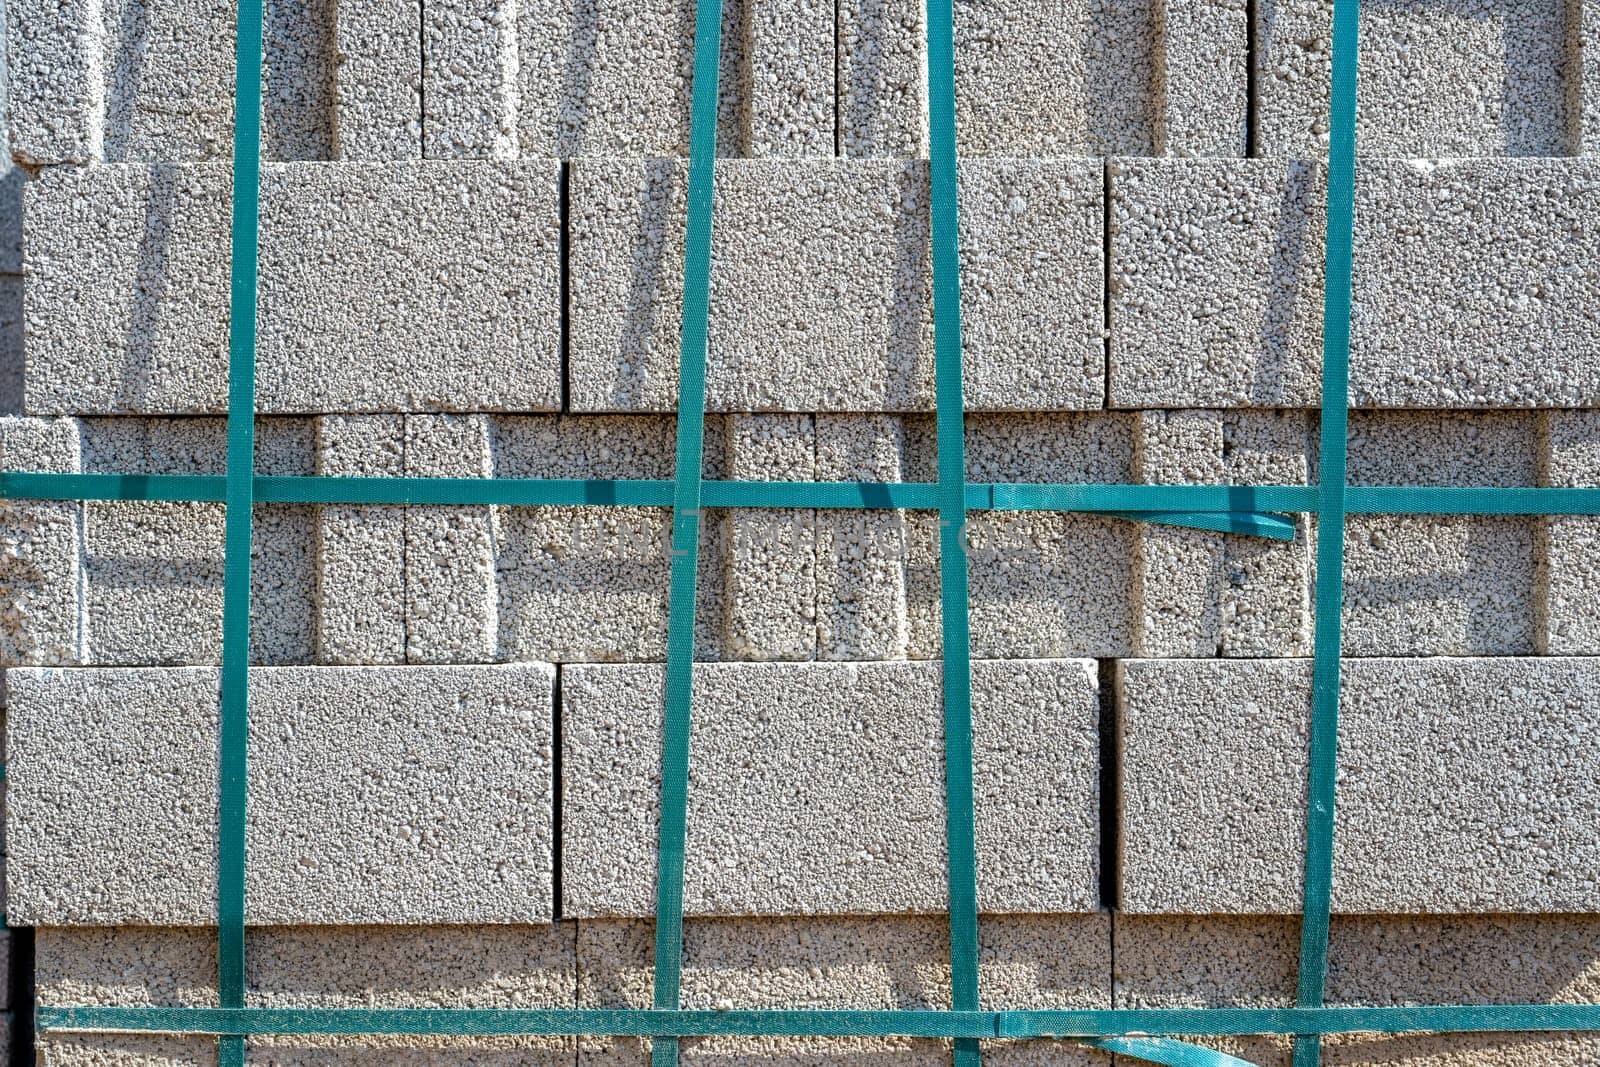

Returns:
35,1005,1600,1039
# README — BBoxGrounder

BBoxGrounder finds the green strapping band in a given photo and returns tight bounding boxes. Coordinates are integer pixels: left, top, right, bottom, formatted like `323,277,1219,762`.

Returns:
1293,1,1359,1066
650,0,722,1063
218,2,265,1066
924,4,980,1067
38,1004,1600,1039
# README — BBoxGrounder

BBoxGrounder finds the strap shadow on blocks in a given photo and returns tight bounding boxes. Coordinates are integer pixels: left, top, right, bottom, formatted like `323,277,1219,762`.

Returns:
10,0,1600,1063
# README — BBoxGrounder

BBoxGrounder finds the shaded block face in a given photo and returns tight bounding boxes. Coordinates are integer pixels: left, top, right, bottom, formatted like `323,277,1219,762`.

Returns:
1118,657,1600,915
1539,411,1600,654
79,418,314,666
7,0,337,165
8,664,556,925
0,417,81,667
569,158,1103,413
25,161,561,415
1110,158,1600,409
578,915,1109,1067
562,659,1100,917
1257,0,1577,158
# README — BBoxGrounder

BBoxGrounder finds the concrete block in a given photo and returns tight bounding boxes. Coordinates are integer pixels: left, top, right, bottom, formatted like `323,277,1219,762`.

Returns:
25,161,561,415
1579,0,1600,155
80,418,314,666
1119,657,1600,914
313,415,406,665
1154,0,1249,157
6,0,336,164
37,924,575,1064
1110,158,1600,409
1132,410,1310,658
8,663,556,924
333,0,423,159
0,276,21,414
569,158,1103,413
491,414,728,663
844,0,1218,157
0,416,79,666
1538,410,1600,654
815,415,911,660
724,414,815,661
513,0,832,158
562,658,1100,917
1256,0,1579,158
1344,412,1537,657
579,915,1109,1067
404,414,498,664
1115,914,1600,1066
423,0,519,159
0,16,20,274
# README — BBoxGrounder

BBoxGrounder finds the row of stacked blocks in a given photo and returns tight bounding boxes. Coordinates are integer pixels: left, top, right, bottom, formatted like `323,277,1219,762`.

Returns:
5,0,1600,1064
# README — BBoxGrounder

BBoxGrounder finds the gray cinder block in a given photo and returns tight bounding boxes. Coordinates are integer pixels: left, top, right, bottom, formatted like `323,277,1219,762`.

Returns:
404,414,498,664
80,418,315,666
514,0,832,158
1116,914,1600,1066
424,0,520,159
333,0,424,160
724,414,815,661
1132,410,1310,658
569,158,1103,413
578,915,1109,1067
0,277,20,414
9,663,556,925
1111,158,1600,409
1344,412,1538,657
36,924,575,1065
1538,411,1600,655
314,415,406,665
491,414,728,663
841,0,1244,157
0,416,79,667
562,658,1100,917
7,0,336,164
1119,657,1600,914
1256,0,1578,158
25,161,561,415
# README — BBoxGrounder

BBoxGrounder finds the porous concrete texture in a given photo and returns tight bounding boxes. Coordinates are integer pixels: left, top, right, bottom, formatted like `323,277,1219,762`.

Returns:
1115,914,1600,1066
1132,409,1310,658
562,658,1100,917
0,416,80,667
6,0,337,164
839,0,1245,157
569,158,1103,413
1343,411,1538,656
424,0,520,159
36,924,576,1065
0,275,21,413
489,414,729,662
1255,0,1581,158
333,0,423,160
313,415,406,665
403,414,499,663
25,160,561,414
1537,410,1600,654
724,414,817,661
1118,657,1600,914
1110,157,1600,409
79,417,315,666
578,915,1110,1067
8,664,555,924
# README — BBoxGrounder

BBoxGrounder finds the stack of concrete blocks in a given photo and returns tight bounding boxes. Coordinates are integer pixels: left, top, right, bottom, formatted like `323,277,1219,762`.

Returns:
3,0,1600,1064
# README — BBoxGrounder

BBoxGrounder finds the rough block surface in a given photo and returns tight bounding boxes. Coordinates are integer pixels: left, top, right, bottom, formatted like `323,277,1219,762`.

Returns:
570,158,1104,413
9,664,556,924
563,659,1101,917
26,161,561,414
1119,657,1600,914
0,417,80,667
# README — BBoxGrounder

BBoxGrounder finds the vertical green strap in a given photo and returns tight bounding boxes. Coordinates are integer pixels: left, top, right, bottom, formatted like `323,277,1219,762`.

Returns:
651,0,723,1064
219,2,264,1066
1292,2,1358,1065
925,3,979,1067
